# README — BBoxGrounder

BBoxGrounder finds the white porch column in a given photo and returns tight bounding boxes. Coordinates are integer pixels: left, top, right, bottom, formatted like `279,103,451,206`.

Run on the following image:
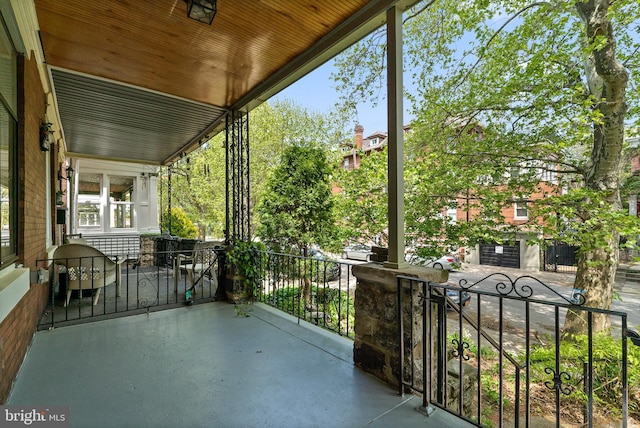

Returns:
384,5,407,269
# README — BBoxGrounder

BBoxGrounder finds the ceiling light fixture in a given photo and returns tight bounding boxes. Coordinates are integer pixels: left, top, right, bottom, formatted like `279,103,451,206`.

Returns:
186,0,217,25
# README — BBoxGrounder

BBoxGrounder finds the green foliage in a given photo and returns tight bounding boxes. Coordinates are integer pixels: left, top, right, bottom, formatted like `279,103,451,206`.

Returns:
249,100,348,237
446,330,640,420
160,207,198,238
224,241,267,299
159,100,348,240
331,0,640,315
526,333,640,419
263,285,355,337
234,304,251,317
159,140,226,240
256,143,339,254
334,147,388,245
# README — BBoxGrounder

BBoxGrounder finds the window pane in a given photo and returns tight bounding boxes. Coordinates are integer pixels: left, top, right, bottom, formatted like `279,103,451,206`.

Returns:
0,23,16,114
110,176,134,229
516,202,528,218
78,203,100,227
111,203,132,228
78,174,102,229
0,20,16,266
0,105,14,262
110,176,134,202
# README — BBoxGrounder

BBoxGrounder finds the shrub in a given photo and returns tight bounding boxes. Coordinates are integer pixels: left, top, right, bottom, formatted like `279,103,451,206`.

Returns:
160,208,198,238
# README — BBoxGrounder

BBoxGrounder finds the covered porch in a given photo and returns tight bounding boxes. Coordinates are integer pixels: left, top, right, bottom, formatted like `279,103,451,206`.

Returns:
9,302,471,427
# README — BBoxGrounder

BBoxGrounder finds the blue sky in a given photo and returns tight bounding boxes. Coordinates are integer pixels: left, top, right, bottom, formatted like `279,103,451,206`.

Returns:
271,59,413,139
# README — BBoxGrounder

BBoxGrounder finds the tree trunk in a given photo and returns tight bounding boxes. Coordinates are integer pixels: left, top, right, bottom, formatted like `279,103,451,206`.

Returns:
564,0,628,335
564,236,618,335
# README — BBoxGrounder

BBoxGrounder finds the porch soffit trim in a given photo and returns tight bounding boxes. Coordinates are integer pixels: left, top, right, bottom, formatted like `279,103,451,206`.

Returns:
50,67,227,166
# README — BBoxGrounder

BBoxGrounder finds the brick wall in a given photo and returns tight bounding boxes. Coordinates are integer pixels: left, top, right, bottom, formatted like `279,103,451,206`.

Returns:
18,53,49,268
0,52,50,404
0,283,48,403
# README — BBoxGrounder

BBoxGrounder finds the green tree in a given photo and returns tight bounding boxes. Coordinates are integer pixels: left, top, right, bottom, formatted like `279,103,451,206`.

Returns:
334,146,388,245
160,100,347,240
256,144,338,301
249,100,347,236
167,144,226,240
333,0,640,333
256,144,337,252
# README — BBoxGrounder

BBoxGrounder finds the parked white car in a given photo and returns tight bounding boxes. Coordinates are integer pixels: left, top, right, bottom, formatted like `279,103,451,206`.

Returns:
405,253,460,270
342,244,373,261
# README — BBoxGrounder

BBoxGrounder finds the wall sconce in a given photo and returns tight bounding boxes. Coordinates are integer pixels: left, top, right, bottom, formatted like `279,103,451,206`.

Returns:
186,0,217,25
40,121,53,151
58,165,74,182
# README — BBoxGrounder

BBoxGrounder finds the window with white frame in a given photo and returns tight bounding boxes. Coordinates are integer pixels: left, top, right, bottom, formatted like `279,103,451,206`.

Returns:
77,174,102,229
109,176,134,229
369,137,379,147
0,19,17,268
343,158,350,170
514,200,528,220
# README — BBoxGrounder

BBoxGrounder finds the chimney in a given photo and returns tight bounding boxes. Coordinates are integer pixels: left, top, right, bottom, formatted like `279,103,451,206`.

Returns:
354,124,364,150
633,156,640,174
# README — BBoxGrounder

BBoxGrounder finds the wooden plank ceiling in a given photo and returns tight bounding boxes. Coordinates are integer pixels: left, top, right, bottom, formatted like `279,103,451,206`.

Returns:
35,0,414,165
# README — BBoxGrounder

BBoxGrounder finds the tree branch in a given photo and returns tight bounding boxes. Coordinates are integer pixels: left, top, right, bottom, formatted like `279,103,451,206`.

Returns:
454,2,552,90
403,0,437,23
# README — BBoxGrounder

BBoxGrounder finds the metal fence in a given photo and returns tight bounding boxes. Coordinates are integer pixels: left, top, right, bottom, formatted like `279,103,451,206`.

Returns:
81,234,142,260
398,273,639,427
542,241,579,274
37,247,220,329
255,251,356,338
37,246,356,338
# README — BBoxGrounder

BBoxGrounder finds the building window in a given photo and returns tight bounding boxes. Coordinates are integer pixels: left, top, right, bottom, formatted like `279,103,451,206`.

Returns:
109,176,134,229
514,200,528,220
369,137,379,146
0,19,17,268
77,174,102,229
446,207,457,223
343,158,350,170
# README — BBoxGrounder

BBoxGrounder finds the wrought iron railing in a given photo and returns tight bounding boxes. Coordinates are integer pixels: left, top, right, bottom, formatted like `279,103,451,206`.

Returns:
37,248,219,329
37,246,355,337
81,234,142,259
398,273,638,427
254,251,356,338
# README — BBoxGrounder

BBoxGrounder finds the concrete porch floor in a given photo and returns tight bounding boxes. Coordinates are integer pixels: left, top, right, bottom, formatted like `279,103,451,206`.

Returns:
9,302,473,428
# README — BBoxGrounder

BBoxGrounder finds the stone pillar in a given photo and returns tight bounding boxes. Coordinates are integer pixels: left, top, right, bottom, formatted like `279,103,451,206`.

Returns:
352,263,447,386
140,236,155,267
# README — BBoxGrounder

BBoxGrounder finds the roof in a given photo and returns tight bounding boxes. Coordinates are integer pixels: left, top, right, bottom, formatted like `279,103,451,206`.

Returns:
31,0,421,165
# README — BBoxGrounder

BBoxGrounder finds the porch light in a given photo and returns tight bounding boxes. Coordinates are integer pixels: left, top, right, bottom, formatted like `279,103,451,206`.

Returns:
58,165,74,182
186,0,217,25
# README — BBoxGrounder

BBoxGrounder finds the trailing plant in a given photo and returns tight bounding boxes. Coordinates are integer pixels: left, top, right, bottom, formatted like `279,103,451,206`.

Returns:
224,241,267,300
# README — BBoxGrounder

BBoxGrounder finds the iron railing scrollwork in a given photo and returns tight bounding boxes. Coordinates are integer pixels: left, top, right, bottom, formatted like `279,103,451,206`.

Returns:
225,110,250,243
398,273,634,427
